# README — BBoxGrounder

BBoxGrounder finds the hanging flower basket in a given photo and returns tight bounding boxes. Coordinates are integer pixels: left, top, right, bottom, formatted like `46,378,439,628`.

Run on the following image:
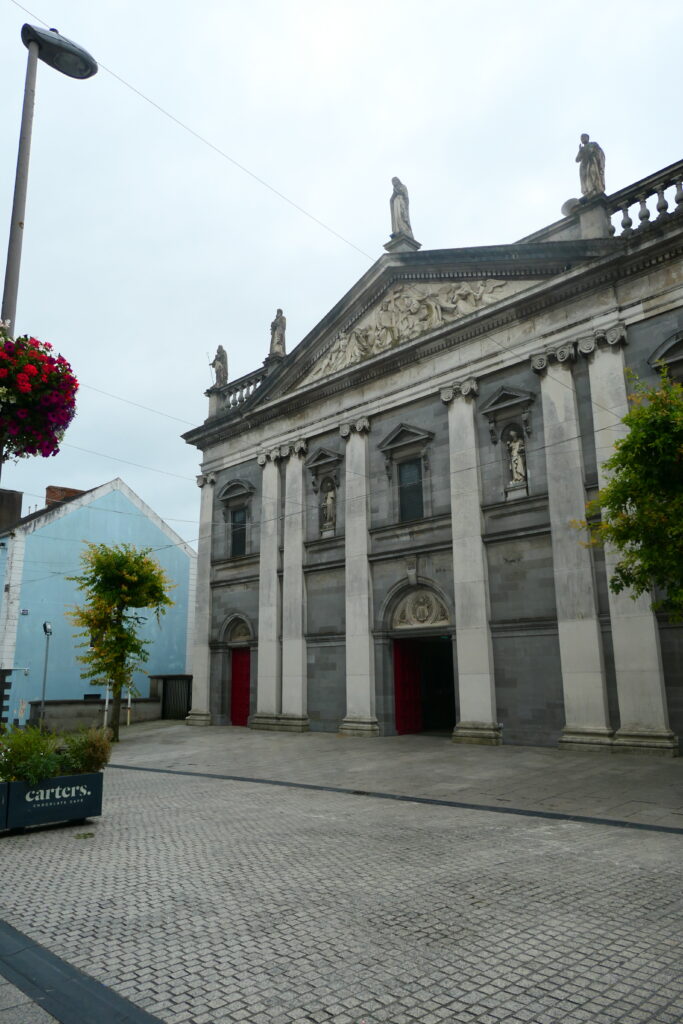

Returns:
0,323,78,465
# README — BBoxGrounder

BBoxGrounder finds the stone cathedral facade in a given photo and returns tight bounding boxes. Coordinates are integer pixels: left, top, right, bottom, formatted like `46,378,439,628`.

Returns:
184,153,683,753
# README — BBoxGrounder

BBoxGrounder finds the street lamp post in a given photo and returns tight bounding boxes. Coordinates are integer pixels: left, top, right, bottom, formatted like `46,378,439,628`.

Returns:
39,620,52,727
1,24,97,336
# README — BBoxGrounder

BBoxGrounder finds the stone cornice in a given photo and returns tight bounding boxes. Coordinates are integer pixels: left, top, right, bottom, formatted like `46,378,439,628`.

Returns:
184,224,683,452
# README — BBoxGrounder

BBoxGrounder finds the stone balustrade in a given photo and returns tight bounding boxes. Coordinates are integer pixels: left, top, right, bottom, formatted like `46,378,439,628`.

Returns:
222,367,268,409
608,157,683,236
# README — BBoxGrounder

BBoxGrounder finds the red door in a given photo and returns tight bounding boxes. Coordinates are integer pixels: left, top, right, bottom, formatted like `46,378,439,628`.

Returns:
230,648,251,726
393,639,422,734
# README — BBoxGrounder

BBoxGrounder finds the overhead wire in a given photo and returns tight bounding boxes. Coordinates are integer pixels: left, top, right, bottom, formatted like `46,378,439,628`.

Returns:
80,384,197,427
6,0,375,263
2,0,643,561
11,409,624,589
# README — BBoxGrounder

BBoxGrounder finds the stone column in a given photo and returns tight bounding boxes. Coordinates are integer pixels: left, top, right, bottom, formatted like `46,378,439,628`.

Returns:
441,381,501,744
579,326,676,753
251,448,283,730
532,344,612,749
280,439,309,731
186,473,215,726
339,417,379,736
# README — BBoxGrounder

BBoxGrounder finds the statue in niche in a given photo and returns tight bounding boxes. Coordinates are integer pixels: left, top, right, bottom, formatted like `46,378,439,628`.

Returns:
270,309,286,357
320,478,336,532
506,429,527,484
575,133,606,197
210,344,228,386
389,177,414,238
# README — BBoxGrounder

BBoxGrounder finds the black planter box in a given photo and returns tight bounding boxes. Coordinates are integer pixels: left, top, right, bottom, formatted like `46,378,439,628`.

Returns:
5,772,103,829
0,782,7,830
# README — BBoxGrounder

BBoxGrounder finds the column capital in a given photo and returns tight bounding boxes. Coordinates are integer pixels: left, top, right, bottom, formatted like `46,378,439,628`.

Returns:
440,379,478,404
340,416,370,440
577,322,627,359
531,342,576,375
257,446,286,467
196,472,216,488
282,438,308,459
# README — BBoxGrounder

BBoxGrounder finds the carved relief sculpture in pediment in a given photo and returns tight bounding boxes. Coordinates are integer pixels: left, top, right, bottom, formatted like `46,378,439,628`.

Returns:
303,278,540,385
392,588,450,630
228,618,251,644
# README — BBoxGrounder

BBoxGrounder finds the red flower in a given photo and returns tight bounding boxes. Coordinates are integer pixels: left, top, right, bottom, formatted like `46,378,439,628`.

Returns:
0,329,77,461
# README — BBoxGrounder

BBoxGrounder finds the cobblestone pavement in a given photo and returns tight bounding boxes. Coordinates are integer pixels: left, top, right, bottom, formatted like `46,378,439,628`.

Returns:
112,722,683,829
0,726,681,1024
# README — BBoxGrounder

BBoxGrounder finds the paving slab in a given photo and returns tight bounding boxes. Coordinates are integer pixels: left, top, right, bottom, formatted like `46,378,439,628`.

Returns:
111,721,683,828
0,724,680,1024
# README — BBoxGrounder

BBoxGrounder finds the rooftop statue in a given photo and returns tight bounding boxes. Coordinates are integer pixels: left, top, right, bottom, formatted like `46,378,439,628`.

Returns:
576,133,606,197
390,177,414,238
210,344,228,386
270,308,286,357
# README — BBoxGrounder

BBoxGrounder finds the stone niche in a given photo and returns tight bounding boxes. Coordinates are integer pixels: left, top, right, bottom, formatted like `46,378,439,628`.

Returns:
478,385,534,501
306,447,343,538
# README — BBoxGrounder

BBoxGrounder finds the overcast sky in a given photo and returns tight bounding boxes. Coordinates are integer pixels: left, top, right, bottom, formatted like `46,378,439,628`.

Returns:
0,0,681,548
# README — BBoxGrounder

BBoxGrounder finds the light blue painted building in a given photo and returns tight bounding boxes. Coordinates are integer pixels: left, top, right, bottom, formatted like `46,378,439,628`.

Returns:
0,478,196,725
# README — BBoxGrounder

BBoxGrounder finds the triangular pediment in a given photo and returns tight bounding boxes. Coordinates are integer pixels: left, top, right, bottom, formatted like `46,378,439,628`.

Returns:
378,423,434,454
297,276,543,388
305,446,343,471
184,241,617,437
305,446,344,491
479,386,535,417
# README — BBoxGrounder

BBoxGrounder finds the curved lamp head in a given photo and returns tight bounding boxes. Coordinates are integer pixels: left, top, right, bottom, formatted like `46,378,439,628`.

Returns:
21,24,98,79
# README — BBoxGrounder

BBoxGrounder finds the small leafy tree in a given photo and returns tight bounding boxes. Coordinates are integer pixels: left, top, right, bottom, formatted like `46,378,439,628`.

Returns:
582,370,683,619
69,544,173,741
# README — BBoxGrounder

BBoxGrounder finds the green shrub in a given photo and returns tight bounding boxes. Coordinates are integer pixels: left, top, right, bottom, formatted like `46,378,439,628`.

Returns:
59,728,112,775
0,726,112,783
0,727,62,785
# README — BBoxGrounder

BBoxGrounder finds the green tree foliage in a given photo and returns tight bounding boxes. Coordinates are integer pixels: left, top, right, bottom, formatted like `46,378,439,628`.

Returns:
582,371,683,619
69,544,173,741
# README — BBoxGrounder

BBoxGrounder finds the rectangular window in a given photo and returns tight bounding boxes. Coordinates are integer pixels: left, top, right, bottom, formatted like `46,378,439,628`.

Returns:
231,506,247,557
398,458,424,522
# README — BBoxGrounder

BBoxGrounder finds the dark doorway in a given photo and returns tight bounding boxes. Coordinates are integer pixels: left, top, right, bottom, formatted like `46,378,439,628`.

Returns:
393,637,455,734
161,675,193,720
230,648,251,726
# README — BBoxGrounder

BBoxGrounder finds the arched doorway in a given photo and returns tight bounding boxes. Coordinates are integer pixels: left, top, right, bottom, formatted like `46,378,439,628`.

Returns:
226,619,252,726
390,588,456,735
